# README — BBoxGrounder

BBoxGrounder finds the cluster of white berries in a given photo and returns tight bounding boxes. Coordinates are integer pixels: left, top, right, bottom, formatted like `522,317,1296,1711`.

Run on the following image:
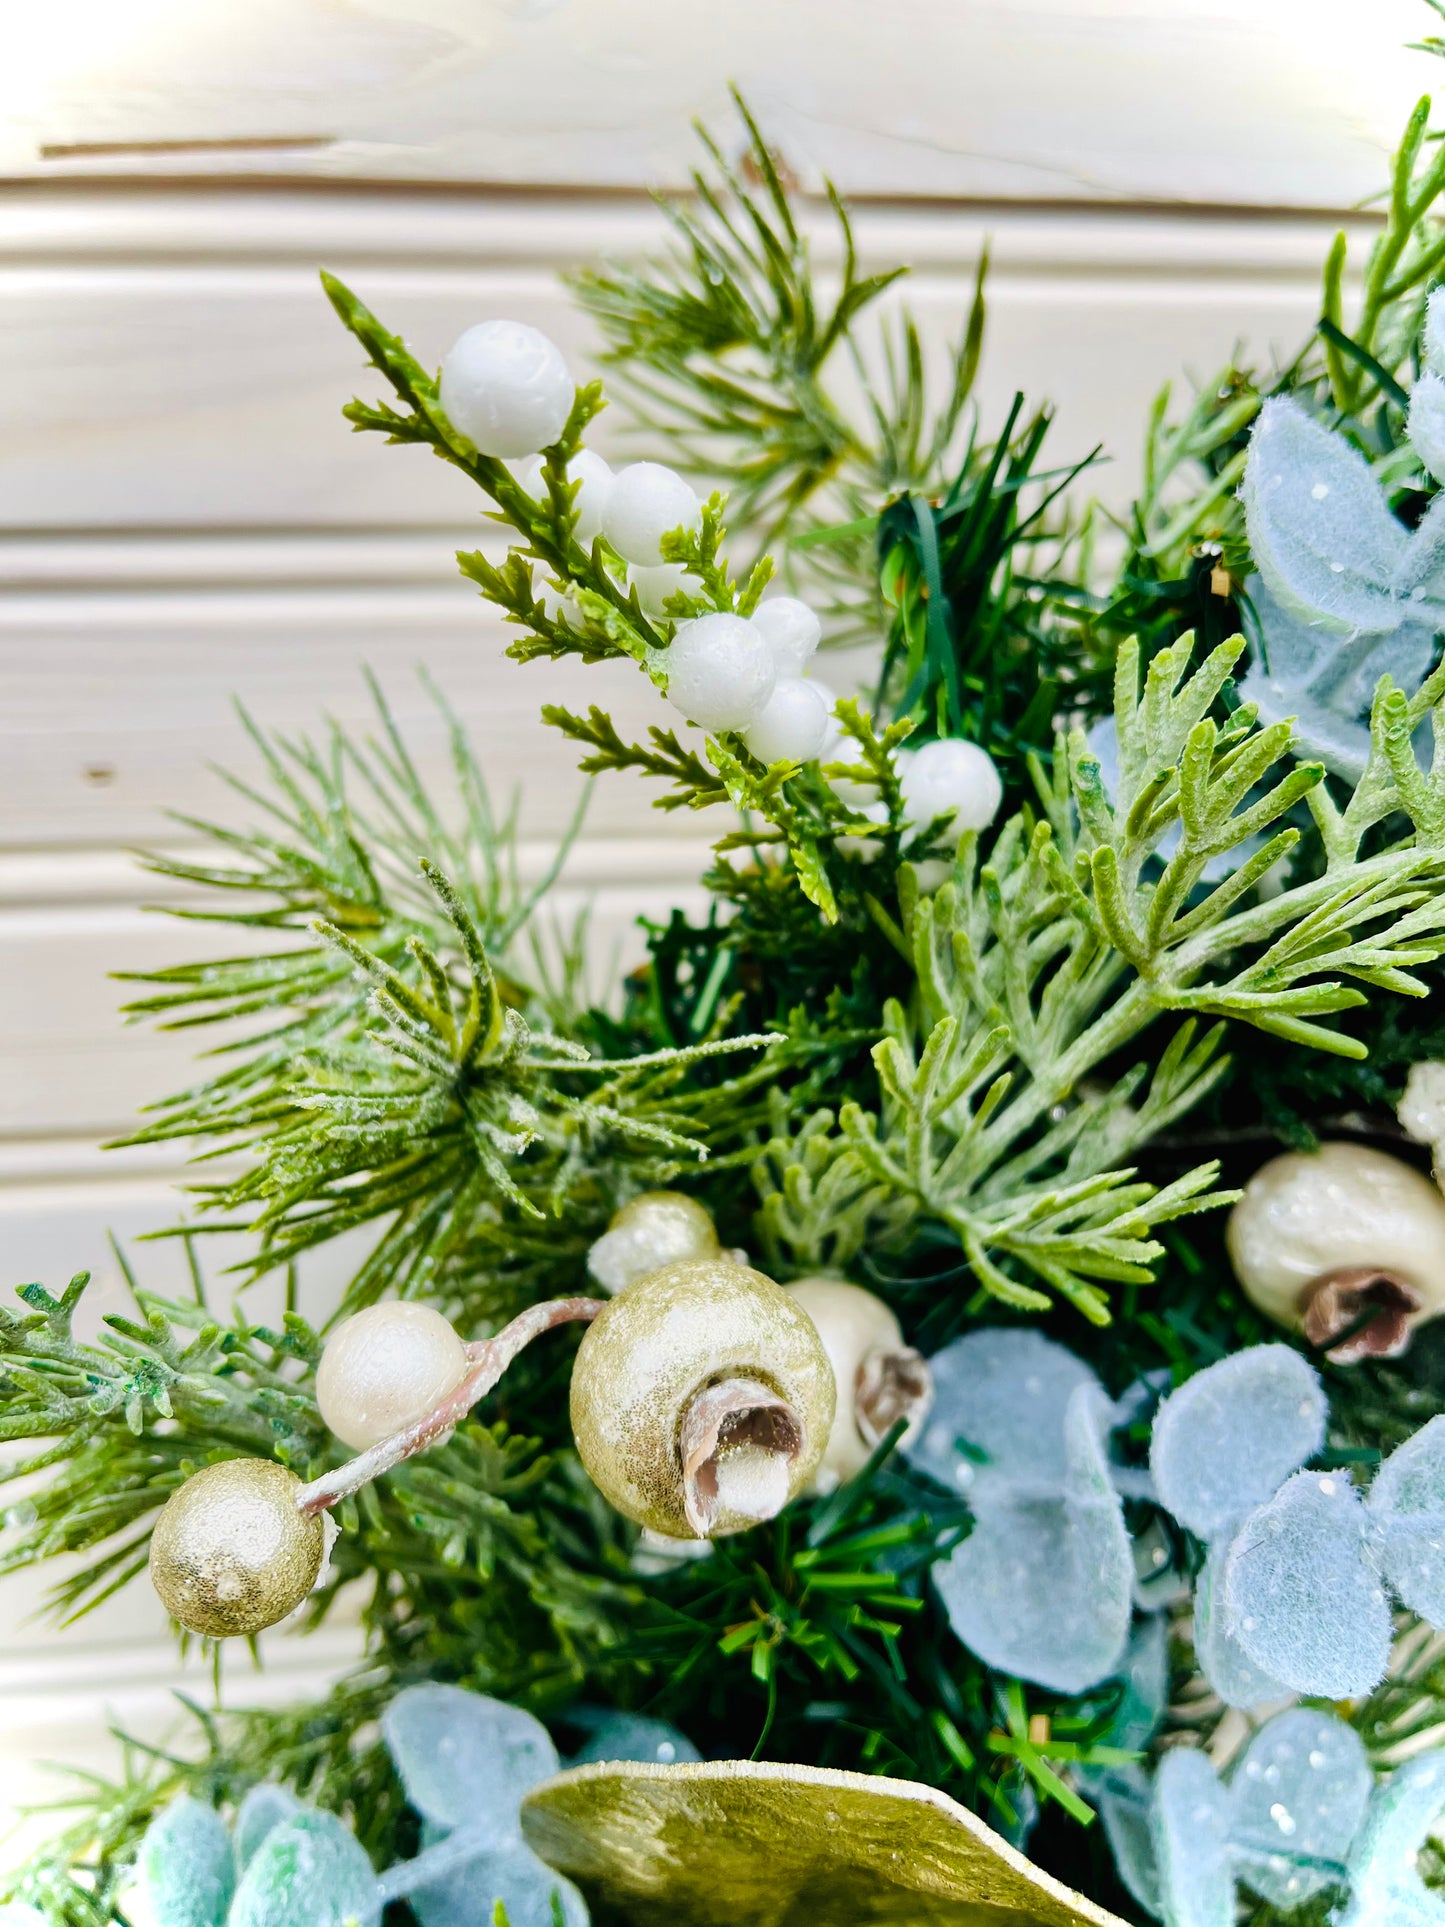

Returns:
664,595,835,750
434,318,1005,853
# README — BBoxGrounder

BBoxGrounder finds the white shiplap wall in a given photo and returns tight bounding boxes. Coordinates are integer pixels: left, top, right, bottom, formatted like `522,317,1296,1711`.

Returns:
0,0,1417,1854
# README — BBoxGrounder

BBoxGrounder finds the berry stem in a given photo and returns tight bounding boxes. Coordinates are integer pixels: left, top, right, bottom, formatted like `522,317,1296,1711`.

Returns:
295,1296,603,1517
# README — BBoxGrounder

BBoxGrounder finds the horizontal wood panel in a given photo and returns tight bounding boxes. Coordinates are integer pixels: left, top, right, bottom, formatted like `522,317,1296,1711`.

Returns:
0,0,1427,207
0,197,1359,531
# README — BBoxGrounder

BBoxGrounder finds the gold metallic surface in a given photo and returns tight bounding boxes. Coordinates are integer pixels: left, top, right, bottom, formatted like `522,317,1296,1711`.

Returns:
149,1458,324,1638
569,1259,835,1536
520,1758,1131,1927
587,1190,721,1295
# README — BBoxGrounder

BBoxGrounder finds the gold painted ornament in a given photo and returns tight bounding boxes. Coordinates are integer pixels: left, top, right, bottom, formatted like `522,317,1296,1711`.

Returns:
520,1757,1130,1927
585,1189,721,1295
569,1257,835,1537
149,1458,324,1639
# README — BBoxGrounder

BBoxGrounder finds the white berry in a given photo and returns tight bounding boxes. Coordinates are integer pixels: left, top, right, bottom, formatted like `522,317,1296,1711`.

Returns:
316,1302,469,1451
664,614,776,731
898,738,1003,835
629,562,704,617
752,596,821,676
744,677,834,764
439,320,574,460
519,448,614,545
603,463,702,566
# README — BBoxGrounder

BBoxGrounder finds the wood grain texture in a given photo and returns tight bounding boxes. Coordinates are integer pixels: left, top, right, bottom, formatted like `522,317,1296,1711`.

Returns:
0,0,1429,207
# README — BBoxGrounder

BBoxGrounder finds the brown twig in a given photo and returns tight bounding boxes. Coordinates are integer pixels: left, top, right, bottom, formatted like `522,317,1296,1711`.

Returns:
295,1296,603,1517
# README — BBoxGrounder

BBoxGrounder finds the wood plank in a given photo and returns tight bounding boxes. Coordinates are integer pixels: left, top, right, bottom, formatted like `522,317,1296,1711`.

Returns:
0,0,1429,208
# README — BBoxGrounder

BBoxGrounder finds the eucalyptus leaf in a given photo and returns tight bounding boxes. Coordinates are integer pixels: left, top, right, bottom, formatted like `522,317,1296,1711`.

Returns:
1337,1751,1445,1927
1191,1541,1292,1711
1094,1770,1163,1920
383,1684,559,1843
568,1714,701,1767
1370,1414,1445,1624
234,1785,303,1873
228,1810,380,1927
1242,398,1408,635
905,1327,1102,1501
1149,1344,1326,1543
1409,371,1445,486
932,1384,1131,1691
1223,1472,1391,1698
137,1796,235,1927
404,1838,588,1927
1151,1750,1233,1927
1226,1708,1370,1909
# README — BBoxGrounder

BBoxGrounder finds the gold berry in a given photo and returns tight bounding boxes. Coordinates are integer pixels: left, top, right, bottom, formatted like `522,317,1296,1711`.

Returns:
569,1257,835,1538
586,1191,721,1296
149,1459,324,1638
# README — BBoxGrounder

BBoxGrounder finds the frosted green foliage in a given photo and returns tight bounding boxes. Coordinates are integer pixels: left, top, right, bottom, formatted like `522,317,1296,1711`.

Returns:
1222,1471,1392,1698
1369,1414,1445,1621
1227,1709,1370,1908
1239,575,1436,779
137,1796,235,1927
404,1839,587,1927
568,1714,701,1766
1149,1344,1326,1542
904,1328,1102,1500
1151,1749,1234,1927
234,1786,302,1872
1192,1541,1291,1710
1337,1752,1445,1927
229,1811,380,1927
1241,398,1445,633
931,1382,1131,1691
381,1684,558,1844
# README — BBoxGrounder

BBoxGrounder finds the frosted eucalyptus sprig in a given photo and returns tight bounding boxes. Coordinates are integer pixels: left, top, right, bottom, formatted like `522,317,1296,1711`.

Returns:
778,628,1445,1319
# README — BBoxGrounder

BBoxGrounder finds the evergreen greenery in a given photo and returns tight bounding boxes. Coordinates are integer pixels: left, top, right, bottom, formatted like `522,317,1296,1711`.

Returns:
11,75,1445,1927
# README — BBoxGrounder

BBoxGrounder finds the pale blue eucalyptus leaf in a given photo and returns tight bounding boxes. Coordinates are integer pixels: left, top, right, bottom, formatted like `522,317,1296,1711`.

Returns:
1242,397,1408,634
1131,1512,1191,1610
1150,1344,1326,1543
568,1714,701,1767
1193,1540,1291,1710
137,1795,235,1927
1223,1472,1391,1698
1151,1749,1234,1927
234,1785,302,1873
382,1684,558,1843
1337,1752,1445,1927
1425,288,1445,379
932,1384,1131,1691
904,1328,1101,1501
405,1838,588,1927
1094,1768,1163,1920
1398,490,1445,615
1409,371,1445,486
1239,575,1436,779
1227,1708,1371,1909
1103,1615,1170,1756
1370,1414,1445,1624
228,1811,380,1927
